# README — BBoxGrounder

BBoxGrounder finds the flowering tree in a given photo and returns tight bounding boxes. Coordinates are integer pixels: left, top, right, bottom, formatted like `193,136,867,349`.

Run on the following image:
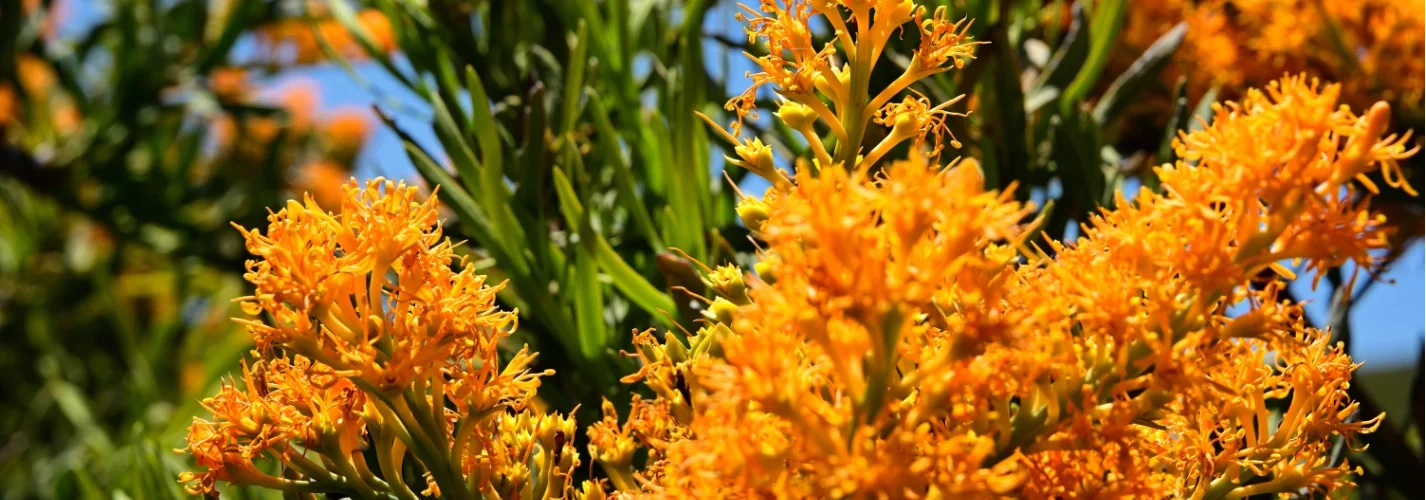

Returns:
174,0,1419,498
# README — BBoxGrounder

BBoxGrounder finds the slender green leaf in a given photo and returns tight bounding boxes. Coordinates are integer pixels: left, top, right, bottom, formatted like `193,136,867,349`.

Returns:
552,164,676,320
1059,0,1126,114
572,240,605,359
326,0,421,92
1092,22,1187,124
465,66,504,192
991,22,1031,193
1032,1,1088,92
401,142,496,248
588,90,663,249
591,236,676,321
551,168,606,358
428,93,485,199
1188,86,1220,133
561,22,590,135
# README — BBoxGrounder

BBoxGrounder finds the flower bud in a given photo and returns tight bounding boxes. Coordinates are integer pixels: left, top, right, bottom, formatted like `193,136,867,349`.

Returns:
703,297,739,326
663,331,691,363
577,481,608,500
738,198,771,233
754,260,776,284
776,101,818,130
734,138,778,181
704,265,750,304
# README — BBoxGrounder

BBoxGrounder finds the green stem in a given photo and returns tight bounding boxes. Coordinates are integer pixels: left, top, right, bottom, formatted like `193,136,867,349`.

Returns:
376,433,420,500
390,395,472,500
320,437,382,499
835,26,875,168
1201,471,1260,500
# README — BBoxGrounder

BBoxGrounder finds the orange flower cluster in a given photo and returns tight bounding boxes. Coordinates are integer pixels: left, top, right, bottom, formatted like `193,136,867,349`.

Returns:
589,75,1407,499
1,54,83,138
1120,0,1425,112
209,75,374,208
577,0,1409,496
700,0,981,176
256,8,397,66
176,1,1414,497
179,179,578,499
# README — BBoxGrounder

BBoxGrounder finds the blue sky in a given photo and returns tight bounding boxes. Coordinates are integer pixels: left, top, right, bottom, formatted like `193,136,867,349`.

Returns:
58,1,1425,372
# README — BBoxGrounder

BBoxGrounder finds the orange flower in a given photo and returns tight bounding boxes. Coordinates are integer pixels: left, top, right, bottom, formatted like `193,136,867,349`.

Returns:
320,107,372,158
16,55,54,99
276,79,319,133
52,102,80,134
290,160,350,210
1117,0,1425,116
210,66,250,102
184,179,577,498
358,9,397,53
256,9,397,65
0,84,16,125
176,355,366,495
702,0,980,176
610,53,1401,500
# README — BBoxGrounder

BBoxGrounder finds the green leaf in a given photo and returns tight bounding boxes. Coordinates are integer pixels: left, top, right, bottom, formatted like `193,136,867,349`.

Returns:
561,21,590,135
428,92,484,199
1051,110,1104,210
572,238,606,360
551,168,607,359
465,66,504,188
1188,86,1220,133
47,379,114,454
325,0,421,92
591,234,676,322
457,65,528,278
649,110,703,257
401,142,496,250
990,22,1031,194
1032,1,1088,92
588,89,663,250
1146,78,1192,193
1059,0,1126,115
552,165,676,321
1092,22,1187,124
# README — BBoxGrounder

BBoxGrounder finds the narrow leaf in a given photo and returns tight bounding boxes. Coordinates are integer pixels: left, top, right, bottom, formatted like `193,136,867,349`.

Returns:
1060,0,1126,114
1092,22,1187,124
552,167,675,319
1032,1,1089,92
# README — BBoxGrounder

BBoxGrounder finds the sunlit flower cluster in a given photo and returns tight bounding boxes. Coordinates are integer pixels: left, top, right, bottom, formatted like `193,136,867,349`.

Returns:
1119,0,1425,113
577,0,1408,497
179,179,578,498
700,0,981,176
175,1,1414,498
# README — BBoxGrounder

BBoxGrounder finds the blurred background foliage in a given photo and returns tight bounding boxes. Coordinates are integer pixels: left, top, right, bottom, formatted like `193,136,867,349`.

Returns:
0,0,1421,498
